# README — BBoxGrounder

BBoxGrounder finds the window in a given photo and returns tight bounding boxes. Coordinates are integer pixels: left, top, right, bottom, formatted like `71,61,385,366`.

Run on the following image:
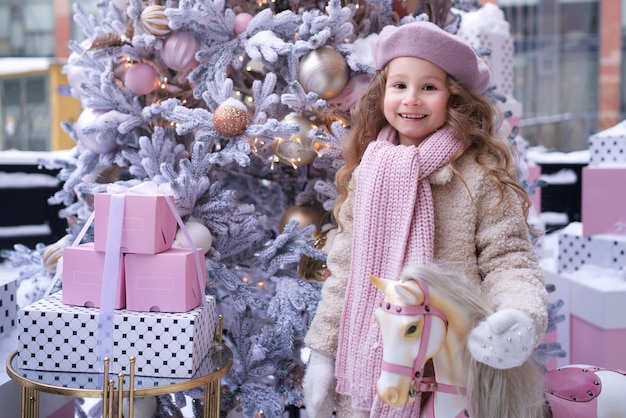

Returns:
1,76,50,151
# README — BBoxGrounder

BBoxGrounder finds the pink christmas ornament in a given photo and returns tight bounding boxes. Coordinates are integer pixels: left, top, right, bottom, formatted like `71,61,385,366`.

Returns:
162,31,199,71
125,63,159,95
234,13,253,35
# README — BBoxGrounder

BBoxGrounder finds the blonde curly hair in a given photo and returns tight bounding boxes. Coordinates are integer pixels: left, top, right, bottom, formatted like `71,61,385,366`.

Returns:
333,67,534,232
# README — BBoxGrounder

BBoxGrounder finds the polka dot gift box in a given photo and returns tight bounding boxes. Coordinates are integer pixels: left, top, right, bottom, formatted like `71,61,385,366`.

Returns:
17,291,217,378
588,120,626,167
0,275,17,336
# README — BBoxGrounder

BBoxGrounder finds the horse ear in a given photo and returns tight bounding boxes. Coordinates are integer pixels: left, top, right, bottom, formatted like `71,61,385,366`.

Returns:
369,274,388,292
396,284,424,305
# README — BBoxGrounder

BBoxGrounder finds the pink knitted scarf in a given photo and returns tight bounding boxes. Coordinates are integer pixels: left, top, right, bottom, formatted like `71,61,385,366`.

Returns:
335,125,463,414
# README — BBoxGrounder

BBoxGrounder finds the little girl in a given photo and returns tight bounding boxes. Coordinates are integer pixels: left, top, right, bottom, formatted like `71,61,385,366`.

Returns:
303,21,548,417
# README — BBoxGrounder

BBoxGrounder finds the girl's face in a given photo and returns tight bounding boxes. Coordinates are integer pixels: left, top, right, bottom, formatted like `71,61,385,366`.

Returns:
383,57,450,146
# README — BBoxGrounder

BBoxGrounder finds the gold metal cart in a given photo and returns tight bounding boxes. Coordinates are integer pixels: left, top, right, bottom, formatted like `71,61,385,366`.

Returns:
6,338,232,418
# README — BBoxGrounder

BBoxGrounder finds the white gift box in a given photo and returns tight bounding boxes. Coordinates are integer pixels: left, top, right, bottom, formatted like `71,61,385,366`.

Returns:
588,120,626,166
457,3,514,96
0,275,17,335
557,222,626,274
17,291,217,378
554,267,626,370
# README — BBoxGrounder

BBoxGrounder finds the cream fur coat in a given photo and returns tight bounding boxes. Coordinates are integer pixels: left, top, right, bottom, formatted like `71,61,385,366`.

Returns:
305,149,548,358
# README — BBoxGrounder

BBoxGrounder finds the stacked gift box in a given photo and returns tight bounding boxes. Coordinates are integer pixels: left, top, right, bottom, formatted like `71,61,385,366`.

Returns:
18,187,217,378
554,120,626,371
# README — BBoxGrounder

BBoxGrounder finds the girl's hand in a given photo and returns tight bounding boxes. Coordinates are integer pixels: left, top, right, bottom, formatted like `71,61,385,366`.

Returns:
303,349,336,417
467,308,536,369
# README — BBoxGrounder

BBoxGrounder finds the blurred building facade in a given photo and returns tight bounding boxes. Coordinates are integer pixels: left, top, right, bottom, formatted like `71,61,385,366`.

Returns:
0,0,622,151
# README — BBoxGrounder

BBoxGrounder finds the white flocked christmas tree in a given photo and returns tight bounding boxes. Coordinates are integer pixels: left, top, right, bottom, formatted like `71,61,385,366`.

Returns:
2,0,565,417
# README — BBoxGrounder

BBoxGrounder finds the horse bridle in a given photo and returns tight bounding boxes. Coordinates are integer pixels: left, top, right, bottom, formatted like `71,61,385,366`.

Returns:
379,278,466,399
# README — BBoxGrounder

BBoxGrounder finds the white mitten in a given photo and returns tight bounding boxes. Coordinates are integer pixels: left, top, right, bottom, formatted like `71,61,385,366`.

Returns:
467,308,536,369
303,349,337,418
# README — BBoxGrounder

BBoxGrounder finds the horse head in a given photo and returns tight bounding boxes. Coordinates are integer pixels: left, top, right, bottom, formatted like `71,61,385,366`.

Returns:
371,271,449,407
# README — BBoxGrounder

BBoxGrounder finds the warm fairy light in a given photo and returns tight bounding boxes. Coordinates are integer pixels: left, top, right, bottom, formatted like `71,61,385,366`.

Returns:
239,55,244,62
246,96,254,104
257,281,264,289
182,99,187,105
242,276,249,283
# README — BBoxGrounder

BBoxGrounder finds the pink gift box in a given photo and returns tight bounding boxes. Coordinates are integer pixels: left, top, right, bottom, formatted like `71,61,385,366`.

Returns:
570,315,626,371
582,167,626,236
124,248,205,313
94,193,177,254
527,164,541,212
61,243,125,309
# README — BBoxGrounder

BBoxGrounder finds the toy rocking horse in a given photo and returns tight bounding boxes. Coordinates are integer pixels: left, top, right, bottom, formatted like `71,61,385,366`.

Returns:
371,265,626,418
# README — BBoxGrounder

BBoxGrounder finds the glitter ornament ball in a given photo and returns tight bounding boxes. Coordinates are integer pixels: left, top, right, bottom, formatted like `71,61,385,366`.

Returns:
213,98,249,137
125,63,159,95
274,114,318,168
162,31,199,71
140,5,171,36
298,46,349,99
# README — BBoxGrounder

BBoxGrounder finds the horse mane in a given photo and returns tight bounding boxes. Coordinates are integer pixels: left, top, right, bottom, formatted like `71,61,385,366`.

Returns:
401,265,550,418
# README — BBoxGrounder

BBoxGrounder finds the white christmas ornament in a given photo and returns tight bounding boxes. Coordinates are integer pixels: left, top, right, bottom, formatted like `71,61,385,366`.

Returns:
75,108,132,154
173,219,213,254
66,65,89,96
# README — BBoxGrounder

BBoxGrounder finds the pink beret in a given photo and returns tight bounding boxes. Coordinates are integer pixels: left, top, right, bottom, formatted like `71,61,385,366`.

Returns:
373,21,491,95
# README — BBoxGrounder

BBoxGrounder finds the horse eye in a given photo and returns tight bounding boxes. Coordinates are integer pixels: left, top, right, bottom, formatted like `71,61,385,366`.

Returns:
406,325,418,335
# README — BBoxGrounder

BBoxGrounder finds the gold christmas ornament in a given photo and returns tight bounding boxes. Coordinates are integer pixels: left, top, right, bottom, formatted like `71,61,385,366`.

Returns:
213,98,250,137
274,114,318,168
279,204,330,281
42,239,67,275
140,5,171,36
298,46,349,99
278,203,327,233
